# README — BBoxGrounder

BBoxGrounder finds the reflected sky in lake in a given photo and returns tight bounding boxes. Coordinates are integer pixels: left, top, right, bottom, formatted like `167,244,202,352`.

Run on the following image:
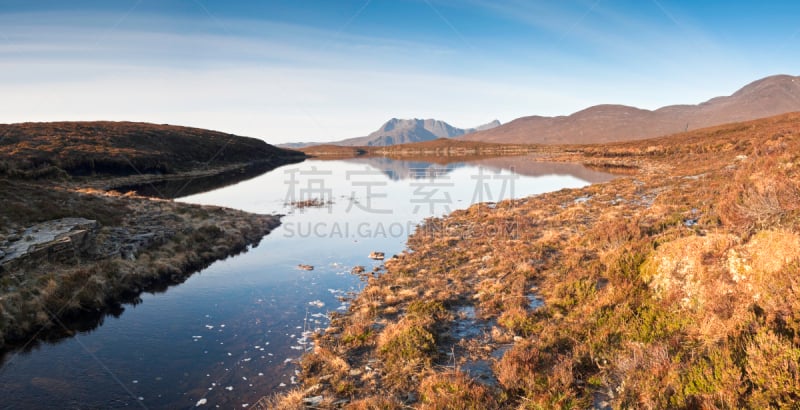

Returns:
0,156,612,409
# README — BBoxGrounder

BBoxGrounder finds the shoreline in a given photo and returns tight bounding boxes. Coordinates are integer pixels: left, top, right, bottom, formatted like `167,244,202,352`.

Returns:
267,113,800,408
0,160,296,351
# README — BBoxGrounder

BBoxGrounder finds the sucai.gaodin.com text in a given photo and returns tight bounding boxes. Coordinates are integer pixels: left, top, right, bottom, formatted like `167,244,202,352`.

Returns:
282,219,522,240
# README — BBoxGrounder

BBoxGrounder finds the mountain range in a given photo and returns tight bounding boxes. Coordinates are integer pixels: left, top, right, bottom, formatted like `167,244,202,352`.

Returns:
280,118,501,149
460,74,800,144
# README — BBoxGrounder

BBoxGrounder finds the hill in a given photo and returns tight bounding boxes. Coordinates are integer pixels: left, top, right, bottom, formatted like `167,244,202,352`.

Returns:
0,121,304,349
279,118,501,148
0,121,304,178
461,74,800,144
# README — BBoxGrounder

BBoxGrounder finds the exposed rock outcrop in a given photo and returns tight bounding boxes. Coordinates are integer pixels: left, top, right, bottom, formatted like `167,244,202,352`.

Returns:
0,218,99,275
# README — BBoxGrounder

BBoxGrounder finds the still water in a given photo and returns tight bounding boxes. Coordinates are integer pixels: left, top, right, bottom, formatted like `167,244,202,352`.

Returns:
0,156,612,409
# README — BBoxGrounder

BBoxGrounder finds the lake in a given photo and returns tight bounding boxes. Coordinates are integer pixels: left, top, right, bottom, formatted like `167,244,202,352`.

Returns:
0,156,612,409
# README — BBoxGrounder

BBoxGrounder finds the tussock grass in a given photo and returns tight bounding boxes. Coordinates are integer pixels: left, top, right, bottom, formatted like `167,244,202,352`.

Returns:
0,184,278,349
270,113,800,408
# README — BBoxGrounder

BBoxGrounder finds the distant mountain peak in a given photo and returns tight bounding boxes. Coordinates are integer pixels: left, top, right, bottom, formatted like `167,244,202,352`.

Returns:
277,117,504,148
281,118,502,148
472,119,502,132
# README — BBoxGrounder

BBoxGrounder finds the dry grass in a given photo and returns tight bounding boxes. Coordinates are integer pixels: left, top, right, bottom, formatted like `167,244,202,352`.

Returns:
0,185,278,349
272,113,800,408
418,371,499,410
0,121,304,178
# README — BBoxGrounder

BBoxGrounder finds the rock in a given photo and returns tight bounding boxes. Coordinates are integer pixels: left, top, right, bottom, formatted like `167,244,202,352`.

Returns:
348,369,362,377
351,265,365,274
297,264,314,271
195,398,207,407
303,396,323,406
304,383,323,395
0,218,99,274
368,251,384,260
0,250,5,259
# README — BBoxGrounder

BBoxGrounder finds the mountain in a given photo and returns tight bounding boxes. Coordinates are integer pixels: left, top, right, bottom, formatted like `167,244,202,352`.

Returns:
460,74,800,144
278,118,501,148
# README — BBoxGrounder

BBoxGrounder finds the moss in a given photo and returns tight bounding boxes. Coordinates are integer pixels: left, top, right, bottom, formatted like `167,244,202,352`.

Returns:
745,329,800,408
341,328,373,346
407,300,447,320
672,349,743,408
498,307,537,336
630,303,689,344
379,323,436,365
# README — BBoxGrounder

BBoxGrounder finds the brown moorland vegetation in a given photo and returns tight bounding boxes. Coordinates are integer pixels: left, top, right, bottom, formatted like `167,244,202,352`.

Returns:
300,138,539,164
268,112,800,409
0,181,279,350
0,121,304,178
0,122,302,351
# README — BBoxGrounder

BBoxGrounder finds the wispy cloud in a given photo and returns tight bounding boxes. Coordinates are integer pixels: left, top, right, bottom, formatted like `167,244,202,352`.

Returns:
0,4,786,142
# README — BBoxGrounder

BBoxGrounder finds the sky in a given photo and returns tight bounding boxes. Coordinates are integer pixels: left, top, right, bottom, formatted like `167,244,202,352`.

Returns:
0,0,798,143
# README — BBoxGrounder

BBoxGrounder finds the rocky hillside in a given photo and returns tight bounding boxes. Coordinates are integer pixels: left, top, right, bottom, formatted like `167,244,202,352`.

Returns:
0,121,304,178
281,118,501,148
461,74,800,144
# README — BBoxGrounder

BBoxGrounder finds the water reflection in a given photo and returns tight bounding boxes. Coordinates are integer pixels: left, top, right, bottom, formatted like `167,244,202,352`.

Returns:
113,160,302,199
0,155,613,409
333,156,615,184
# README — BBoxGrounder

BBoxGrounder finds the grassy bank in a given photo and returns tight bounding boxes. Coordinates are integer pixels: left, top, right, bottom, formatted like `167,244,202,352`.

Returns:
0,121,304,351
0,181,279,349
269,112,800,409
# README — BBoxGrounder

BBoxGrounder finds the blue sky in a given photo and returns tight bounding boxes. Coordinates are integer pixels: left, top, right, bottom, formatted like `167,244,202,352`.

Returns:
0,1,798,143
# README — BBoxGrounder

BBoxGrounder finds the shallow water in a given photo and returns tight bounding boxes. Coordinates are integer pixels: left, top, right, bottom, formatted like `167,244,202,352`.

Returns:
0,156,612,409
